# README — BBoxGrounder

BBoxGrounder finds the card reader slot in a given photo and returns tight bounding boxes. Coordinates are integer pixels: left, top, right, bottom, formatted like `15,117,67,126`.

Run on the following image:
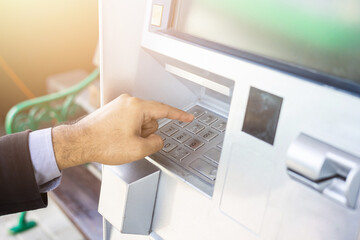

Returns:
287,133,360,209
165,64,232,96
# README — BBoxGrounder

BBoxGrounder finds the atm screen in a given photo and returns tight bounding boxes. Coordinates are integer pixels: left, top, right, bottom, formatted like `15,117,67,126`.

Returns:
169,0,360,88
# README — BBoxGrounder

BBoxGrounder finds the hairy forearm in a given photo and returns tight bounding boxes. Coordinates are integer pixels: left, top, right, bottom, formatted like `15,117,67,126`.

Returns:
52,124,90,170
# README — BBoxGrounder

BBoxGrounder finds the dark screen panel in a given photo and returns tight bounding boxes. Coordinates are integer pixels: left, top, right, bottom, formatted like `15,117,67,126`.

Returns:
242,87,283,145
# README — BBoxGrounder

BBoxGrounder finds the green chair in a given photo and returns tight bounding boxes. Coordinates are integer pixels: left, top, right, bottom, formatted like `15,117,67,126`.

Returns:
5,68,99,234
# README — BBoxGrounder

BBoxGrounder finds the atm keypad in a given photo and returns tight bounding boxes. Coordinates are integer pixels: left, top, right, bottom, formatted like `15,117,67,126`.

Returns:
155,105,226,185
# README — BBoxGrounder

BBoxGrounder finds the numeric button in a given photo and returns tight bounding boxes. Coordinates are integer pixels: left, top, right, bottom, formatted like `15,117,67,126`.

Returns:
185,138,204,151
172,131,191,143
170,147,190,161
162,141,177,153
160,124,179,137
185,122,205,134
199,113,217,125
158,133,166,141
203,148,221,164
190,158,217,181
174,120,190,128
198,129,218,141
188,107,205,119
212,120,226,132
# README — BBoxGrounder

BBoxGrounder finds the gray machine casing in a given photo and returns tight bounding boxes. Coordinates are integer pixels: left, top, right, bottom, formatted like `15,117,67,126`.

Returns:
99,160,160,235
98,0,360,239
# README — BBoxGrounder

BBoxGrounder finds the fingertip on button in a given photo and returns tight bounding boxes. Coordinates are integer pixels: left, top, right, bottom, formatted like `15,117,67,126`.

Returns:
186,113,195,122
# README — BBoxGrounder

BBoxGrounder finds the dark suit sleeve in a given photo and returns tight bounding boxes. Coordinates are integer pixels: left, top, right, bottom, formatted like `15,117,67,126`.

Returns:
0,130,47,215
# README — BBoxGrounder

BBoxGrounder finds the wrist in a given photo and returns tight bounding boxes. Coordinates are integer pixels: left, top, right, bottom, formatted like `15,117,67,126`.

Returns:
52,124,88,170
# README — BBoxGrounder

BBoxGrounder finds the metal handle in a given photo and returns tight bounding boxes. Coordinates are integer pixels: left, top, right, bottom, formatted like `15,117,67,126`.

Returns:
287,133,360,209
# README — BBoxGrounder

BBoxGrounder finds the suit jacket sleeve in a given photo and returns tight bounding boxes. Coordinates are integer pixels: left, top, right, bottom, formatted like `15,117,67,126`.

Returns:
0,130,47,215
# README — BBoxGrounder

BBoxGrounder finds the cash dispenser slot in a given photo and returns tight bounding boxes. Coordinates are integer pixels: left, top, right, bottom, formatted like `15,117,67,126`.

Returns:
286,133,360,209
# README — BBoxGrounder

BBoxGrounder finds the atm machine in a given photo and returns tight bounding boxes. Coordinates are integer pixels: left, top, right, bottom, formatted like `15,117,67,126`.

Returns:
98,0,360,239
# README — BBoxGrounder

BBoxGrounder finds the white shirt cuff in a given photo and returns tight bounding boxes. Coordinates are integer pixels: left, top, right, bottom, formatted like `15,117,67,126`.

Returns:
28,128,61,193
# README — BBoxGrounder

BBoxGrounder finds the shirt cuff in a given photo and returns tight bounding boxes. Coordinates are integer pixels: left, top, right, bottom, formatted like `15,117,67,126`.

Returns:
28,128,61,193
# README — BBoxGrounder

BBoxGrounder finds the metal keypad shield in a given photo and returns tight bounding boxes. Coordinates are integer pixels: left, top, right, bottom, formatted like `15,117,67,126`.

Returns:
151,105,226,195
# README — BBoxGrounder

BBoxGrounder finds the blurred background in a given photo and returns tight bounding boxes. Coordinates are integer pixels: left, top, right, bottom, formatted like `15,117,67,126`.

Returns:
0,0,99,118
0,1,99,239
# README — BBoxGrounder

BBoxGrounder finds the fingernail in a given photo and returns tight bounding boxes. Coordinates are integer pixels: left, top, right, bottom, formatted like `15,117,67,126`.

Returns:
188,113,194,121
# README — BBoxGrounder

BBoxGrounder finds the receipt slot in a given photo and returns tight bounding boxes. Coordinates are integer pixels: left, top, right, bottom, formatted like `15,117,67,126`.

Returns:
287,134,360,209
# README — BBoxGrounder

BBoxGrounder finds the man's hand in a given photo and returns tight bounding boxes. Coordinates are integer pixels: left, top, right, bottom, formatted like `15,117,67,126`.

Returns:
52,94,194,170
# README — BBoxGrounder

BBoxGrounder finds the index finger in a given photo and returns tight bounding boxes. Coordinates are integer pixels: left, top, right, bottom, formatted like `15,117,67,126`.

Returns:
143,101,194,122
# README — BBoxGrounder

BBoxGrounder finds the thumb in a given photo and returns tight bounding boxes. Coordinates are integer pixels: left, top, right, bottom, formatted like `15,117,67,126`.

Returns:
137,134,163,156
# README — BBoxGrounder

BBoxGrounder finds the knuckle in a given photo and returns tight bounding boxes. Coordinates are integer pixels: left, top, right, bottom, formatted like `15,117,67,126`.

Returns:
128,96,141,106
